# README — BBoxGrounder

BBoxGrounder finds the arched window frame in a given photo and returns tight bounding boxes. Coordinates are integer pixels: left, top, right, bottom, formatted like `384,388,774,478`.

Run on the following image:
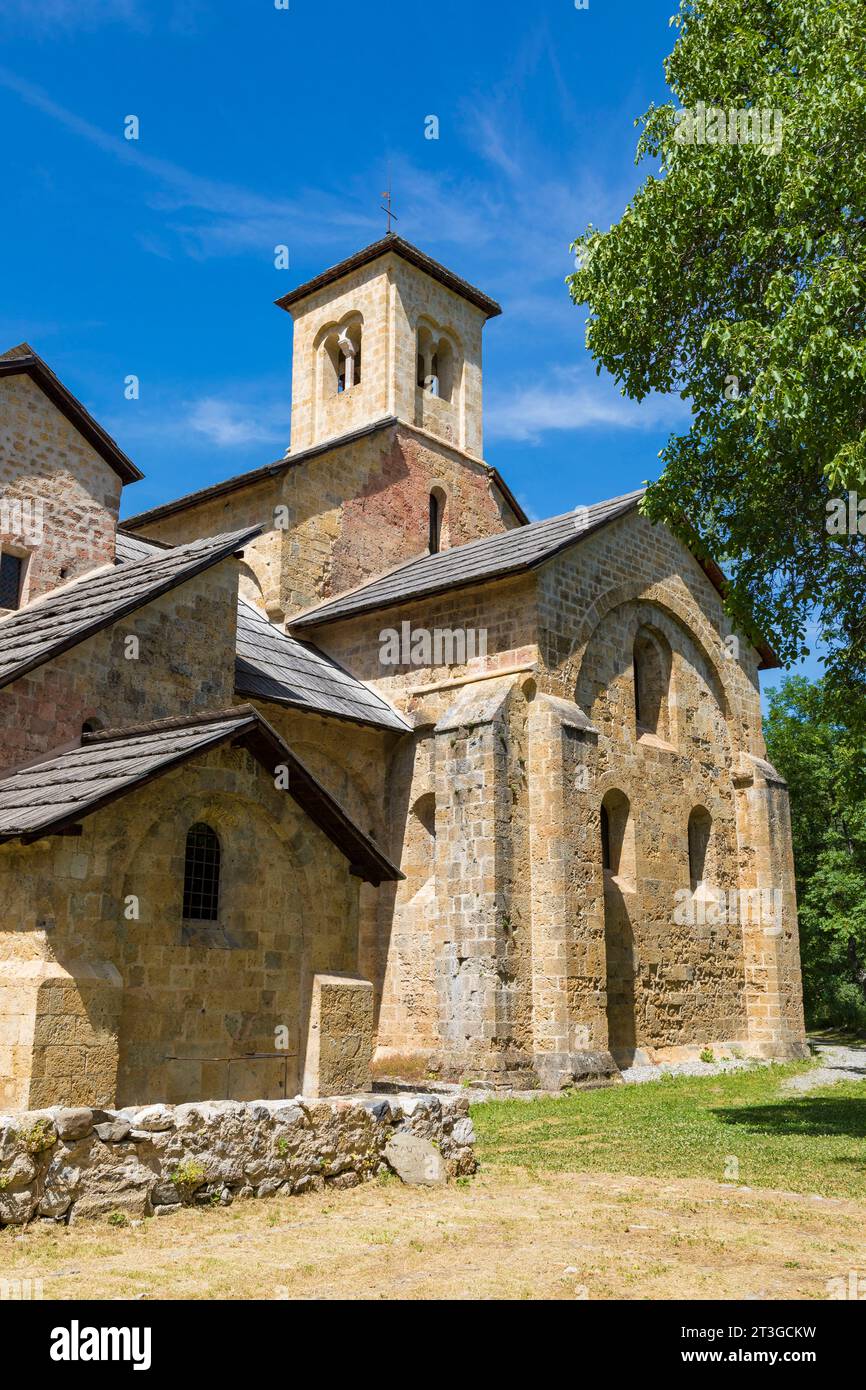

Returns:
319,317,363,398
429,487,447,553
600,789,635,884
632,626,672,741
416,323,458,403
687,806,713,891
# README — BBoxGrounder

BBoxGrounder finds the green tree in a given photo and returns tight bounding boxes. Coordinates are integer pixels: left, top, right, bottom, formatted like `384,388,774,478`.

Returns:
568,0,866,691
764,675,866,1028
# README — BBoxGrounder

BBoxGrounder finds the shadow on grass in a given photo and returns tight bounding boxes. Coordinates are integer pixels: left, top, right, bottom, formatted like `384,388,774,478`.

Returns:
713,1096,866,1140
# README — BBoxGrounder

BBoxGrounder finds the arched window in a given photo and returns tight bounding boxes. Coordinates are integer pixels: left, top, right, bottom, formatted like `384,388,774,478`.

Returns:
416,327,456,402
81,718,102,737
435,340,453,402
600,789,634,880
183,822,221,921
429,489,446,553
322,321,362,397
633,627,671,739
600,802,612,871
0,551,25,610
688,807,712,890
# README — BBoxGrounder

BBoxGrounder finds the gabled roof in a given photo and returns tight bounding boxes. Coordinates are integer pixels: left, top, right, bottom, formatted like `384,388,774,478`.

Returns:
120,416,529,532
0,343,142,484
275,233,502,319
290,490,645,630
114,530,172,562
235,599,410,733
0,706,402,885
114,535,410,732
0,525,260,689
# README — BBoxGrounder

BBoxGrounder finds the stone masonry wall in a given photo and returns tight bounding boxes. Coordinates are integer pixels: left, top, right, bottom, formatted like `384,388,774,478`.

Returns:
0,745,362,1111
0,559,239,775
0,1092,477,1226
538,512,806,1060
0,374,123,606
304,509,805,1072
133,422,518,622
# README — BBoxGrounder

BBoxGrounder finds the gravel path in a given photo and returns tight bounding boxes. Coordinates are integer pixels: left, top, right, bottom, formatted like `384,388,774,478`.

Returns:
620,1054,760,1084
780,1038,866,1093
620,1037,866,1088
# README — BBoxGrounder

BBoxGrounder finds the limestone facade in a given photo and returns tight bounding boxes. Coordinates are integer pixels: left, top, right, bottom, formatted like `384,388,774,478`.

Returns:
0,234,807,1115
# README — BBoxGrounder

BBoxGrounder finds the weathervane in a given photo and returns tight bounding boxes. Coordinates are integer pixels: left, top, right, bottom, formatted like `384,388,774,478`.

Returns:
380,172,398,234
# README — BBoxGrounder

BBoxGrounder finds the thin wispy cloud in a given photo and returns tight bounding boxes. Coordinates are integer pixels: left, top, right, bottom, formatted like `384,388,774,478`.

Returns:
187,398,286,450
0,67,375,259
0,0,196,34
487,367,688,445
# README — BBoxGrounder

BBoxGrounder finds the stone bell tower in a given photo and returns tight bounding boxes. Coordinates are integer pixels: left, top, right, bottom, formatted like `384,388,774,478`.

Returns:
275,233,501,460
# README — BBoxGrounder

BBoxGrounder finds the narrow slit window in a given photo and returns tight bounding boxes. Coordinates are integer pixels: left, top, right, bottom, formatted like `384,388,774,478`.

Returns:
429,491,442,553
688,807,712,890
183,822,221,921
600,803,612,871
0,553,24,609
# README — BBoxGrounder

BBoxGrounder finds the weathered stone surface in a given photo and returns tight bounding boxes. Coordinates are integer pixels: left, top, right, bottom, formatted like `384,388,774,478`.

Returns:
53,1108,95,1141
451,1118,475,1147
384,1132,446,1187
0,240,806,1119
0,1189,37,1225
0,1092,475,1225
94,1120,132,1144
124,1105,174,1133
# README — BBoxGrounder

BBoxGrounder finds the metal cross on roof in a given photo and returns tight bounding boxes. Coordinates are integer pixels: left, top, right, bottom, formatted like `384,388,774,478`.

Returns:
380,176,398,233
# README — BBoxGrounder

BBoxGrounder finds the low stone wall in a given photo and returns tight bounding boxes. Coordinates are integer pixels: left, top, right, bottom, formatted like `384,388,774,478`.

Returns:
0,1093,477,1226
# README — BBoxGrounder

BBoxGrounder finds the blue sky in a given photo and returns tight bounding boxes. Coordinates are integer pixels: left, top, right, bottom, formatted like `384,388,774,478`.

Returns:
0,0,816,694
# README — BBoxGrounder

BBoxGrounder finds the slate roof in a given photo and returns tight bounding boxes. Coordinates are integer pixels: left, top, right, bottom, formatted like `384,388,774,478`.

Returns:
275,233,502,319
120,416,529,532
114,534,408,732
0,343,142,483
0,525,260,690
114,530,170,563
235,599,409,733
0,706,402,885
291,489,646,629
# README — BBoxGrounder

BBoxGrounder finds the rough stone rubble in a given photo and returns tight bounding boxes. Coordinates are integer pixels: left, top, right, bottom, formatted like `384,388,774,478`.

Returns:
0,1092,476,1226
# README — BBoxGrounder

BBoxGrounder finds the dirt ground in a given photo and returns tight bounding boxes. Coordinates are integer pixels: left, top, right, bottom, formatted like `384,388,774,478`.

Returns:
2,1167,864,1301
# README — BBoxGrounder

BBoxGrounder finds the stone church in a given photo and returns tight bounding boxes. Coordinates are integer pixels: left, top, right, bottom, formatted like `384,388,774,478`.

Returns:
0,234,806,1112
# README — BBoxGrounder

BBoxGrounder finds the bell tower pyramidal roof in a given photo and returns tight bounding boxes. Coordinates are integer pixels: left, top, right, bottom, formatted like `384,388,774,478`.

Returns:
276,234,501,460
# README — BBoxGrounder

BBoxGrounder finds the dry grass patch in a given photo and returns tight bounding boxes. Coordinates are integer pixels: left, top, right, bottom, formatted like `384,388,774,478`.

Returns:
1,1167,864,1301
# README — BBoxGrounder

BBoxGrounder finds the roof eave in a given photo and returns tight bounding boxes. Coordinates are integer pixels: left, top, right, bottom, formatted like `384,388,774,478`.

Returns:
235,671,410,735
274,235,502,320
0,706,403,885
0,354,143,484
0,526,262,692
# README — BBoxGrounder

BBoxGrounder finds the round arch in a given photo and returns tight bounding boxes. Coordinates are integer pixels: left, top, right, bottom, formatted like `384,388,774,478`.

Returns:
565,579,742,756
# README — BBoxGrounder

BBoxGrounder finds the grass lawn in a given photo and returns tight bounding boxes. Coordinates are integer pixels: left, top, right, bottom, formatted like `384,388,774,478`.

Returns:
2,1058,864,1299
473,1060,866,1199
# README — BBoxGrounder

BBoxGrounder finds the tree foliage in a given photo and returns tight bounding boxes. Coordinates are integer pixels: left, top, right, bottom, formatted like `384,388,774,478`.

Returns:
764,675,866,1028
568,0,866,690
